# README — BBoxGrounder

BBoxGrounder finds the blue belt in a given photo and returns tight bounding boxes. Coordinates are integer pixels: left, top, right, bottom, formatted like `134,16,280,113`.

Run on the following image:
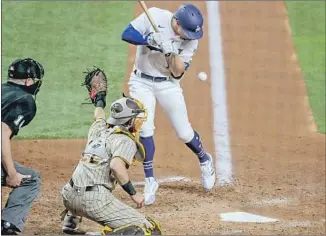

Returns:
134,70,168,82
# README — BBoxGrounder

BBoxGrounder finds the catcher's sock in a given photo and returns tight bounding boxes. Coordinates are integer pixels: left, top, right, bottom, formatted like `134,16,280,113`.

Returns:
140,136,155,178
185,130,209,163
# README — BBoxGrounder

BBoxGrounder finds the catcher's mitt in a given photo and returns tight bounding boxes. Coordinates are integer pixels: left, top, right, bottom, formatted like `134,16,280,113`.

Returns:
81,67,107,108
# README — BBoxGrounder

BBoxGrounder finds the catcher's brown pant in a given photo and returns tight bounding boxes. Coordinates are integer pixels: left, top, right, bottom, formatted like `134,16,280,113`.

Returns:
61,182,151,229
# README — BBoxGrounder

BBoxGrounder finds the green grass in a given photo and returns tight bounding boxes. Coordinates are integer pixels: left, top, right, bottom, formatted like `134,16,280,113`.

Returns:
2,1,134,139
285,1,326,133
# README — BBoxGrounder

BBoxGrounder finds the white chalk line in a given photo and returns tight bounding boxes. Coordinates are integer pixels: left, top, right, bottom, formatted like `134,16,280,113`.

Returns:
133,176,193,186
206,1,233,186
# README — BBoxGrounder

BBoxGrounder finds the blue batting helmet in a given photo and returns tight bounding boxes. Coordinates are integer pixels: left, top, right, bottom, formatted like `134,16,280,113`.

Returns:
173,3,204,40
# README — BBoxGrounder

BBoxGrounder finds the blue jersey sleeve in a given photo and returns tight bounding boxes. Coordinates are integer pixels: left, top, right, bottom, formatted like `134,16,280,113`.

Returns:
121,24,149,46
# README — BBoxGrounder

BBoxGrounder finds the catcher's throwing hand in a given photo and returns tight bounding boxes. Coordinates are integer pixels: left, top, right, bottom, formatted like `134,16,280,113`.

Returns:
82,67,108,108
131,192,144,208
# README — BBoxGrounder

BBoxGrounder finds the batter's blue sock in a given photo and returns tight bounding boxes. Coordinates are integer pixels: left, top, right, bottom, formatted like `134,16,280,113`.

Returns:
185,130,209,163
140,136,155,178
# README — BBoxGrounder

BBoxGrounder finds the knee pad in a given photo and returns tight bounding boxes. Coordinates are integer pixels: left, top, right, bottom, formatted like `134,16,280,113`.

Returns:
101,217,163,235
145,216,163,235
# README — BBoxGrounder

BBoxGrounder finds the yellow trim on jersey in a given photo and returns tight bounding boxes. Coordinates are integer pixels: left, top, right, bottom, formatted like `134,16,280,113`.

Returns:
112,128,146,163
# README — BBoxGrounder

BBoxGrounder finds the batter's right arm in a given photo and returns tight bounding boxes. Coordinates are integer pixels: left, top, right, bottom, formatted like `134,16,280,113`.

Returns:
165,40,199,79
165,54,186,78
121,8,164,48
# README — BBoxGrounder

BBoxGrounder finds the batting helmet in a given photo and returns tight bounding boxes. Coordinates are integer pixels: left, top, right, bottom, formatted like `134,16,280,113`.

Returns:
173,3,204,40
8,58,44,80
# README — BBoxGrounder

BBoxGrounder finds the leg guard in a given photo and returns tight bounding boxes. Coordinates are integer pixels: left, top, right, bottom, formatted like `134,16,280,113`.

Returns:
61,210,84,235
101,217,162,235
145,216,163,235
102,225,146,235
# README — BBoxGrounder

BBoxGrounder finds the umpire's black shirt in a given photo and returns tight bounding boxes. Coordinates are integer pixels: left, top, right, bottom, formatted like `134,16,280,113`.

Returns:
1,82,37,138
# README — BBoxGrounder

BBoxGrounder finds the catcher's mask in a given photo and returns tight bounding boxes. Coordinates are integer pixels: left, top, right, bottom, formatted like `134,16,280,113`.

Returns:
106,96,147,134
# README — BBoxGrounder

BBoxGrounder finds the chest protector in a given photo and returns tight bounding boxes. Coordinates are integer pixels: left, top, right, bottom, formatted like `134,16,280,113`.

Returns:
83,126,146,163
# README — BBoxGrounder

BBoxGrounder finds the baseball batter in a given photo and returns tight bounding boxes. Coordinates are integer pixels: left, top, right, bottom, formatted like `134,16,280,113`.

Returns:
60,68,162,235
121,3,216,205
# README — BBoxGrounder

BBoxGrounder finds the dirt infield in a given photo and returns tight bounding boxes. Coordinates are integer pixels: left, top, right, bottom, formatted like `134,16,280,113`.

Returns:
2,1,325,235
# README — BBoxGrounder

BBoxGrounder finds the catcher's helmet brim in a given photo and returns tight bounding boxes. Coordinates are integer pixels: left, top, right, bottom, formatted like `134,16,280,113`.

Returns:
106,116,131,126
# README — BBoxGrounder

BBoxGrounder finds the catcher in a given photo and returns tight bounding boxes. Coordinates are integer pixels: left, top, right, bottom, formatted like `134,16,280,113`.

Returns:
60,67,162,235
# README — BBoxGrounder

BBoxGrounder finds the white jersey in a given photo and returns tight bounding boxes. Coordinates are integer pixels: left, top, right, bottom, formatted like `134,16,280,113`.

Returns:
131,7,198,77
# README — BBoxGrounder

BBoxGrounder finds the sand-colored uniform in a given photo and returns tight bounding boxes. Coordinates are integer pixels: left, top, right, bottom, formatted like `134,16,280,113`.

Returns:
61,118,151,229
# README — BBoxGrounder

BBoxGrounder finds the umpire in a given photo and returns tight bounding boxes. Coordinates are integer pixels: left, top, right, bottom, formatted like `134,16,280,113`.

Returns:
1,58,44,235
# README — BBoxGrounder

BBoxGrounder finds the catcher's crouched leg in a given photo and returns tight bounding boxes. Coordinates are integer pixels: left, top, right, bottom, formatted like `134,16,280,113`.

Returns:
101,217,162,235
61,210,85,235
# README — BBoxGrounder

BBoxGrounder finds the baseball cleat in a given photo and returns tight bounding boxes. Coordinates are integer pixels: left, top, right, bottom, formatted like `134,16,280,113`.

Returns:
144,177,159,205
62,211,85,235
200,153,216,190
62,227,86,235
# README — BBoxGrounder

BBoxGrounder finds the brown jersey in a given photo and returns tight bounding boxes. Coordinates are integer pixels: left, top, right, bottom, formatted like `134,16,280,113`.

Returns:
61,118,152,229
71,119,137,190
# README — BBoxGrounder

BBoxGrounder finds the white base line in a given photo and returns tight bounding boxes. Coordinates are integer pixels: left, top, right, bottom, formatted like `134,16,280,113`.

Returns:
206,1,233,185
133,176,193,186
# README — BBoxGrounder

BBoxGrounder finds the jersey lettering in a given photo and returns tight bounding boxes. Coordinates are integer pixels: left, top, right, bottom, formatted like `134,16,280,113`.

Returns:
92,143,101,149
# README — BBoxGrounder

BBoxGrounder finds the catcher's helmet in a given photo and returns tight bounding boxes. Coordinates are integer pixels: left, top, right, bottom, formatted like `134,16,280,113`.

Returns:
173,3,204,40
8,58,44,80
106,97,147,127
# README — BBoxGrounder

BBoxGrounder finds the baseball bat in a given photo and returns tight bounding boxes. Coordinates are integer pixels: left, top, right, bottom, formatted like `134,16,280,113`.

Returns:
138,1,159,33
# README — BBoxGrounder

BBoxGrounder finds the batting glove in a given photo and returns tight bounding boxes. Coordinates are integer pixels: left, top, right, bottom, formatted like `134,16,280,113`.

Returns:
161,40,178,56
146,32,165,48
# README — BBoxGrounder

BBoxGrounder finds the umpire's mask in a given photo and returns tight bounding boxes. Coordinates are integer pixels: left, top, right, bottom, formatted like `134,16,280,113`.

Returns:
8,58,44,95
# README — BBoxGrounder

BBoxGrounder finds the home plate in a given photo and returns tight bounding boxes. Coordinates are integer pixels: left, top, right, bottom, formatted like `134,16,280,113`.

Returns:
220,212,279,223
134,176,192,186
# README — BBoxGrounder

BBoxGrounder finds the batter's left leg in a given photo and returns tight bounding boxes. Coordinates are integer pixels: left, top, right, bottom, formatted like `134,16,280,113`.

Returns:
128,75,159,205
139,136,159,206
157,85,216,190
